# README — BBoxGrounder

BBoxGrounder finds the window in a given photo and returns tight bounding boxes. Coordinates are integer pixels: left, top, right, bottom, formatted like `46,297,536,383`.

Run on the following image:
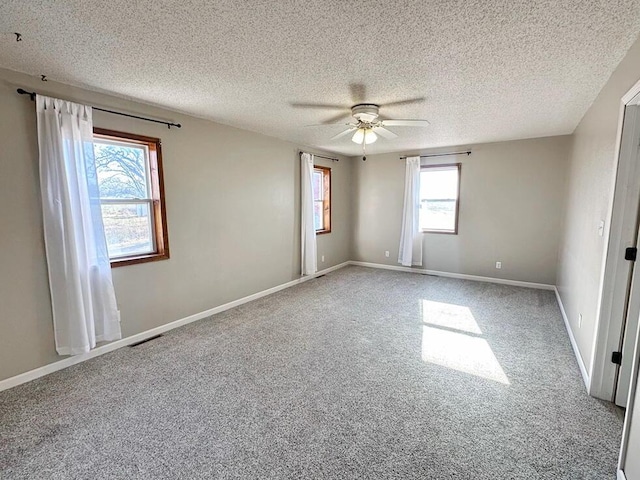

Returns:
93,128,169,266
419,163,461,234
312,166,331,234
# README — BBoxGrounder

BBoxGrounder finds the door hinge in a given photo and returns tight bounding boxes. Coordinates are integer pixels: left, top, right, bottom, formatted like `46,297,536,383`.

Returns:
612,351,623,365
625,247,637,261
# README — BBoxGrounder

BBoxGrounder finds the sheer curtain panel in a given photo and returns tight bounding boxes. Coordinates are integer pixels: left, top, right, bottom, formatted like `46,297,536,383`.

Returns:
398,156,423,266
301,152,317,275
36,95,121,355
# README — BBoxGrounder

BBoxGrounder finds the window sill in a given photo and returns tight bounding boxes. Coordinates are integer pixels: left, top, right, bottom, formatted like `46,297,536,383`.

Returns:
421,229,458,235
110,252,170,268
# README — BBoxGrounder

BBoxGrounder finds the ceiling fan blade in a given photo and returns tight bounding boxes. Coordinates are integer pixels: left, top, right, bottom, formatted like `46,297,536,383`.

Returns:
373,126,398,139
331,128,357,140
323,112,353,124
383,97,426,108
382,119,430,127
290,102,347,111
304,122,356,127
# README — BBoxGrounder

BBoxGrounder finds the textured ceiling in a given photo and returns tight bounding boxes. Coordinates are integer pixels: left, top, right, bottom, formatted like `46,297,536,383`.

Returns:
2,1,640,155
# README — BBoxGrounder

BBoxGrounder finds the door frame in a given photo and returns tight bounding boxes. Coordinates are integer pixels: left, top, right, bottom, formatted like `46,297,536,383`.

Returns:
591,78,640,402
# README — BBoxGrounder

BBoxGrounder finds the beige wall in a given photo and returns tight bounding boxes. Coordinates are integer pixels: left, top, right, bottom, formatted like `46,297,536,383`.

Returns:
352,136,570,285
0,68,353,381
557,37,640,372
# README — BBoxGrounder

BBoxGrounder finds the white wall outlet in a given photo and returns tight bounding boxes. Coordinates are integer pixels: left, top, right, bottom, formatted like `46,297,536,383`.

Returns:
495,261,502,269
321,255,325,263
579,313,583,328
385,250,390,258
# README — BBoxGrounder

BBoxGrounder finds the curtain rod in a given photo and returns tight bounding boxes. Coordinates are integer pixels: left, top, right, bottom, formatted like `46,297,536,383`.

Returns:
16,88,182,129
400,151,471,160
299,151,339,162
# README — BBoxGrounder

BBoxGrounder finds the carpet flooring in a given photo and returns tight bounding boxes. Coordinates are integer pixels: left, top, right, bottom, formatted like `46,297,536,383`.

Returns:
0,266,623,479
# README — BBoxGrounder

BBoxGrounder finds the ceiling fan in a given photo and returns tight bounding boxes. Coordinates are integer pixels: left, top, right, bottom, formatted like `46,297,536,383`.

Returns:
335,102,427,139
292,86,429,160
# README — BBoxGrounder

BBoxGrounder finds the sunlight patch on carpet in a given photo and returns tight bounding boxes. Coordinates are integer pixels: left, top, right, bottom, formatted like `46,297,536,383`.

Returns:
421,300,509,385
421,300,482,334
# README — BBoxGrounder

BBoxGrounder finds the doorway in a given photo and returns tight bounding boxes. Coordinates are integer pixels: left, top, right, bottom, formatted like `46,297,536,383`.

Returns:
591,90,640,407
595,81,640,479
613,99,640,408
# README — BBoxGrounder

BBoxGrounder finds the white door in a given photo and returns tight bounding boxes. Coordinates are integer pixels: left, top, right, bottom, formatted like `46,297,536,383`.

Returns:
616,103,640,407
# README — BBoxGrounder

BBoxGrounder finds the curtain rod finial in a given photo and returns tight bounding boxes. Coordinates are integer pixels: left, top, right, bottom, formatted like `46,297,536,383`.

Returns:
17,88,35,101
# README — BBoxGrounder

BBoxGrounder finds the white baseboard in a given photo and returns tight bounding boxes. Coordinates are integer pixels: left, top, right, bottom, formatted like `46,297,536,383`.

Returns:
0,261,350,392
0,261,587,395
348,261,555,290
554,286,591,391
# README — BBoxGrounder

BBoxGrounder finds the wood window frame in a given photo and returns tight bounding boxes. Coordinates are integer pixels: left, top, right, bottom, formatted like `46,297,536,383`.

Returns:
419,163,461,235
93,128,170,267
314,165,331,235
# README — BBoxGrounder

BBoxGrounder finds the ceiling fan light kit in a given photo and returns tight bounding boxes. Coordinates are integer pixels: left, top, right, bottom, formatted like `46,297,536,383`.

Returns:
351,127,378,145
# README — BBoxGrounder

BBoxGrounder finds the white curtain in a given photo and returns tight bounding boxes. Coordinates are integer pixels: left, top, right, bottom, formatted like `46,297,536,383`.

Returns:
36,95,121,355
301,152,317,275
398,156,423,266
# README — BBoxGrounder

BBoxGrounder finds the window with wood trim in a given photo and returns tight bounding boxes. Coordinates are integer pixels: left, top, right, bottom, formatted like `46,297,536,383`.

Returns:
419,163,461,234
93,128,169,267
312,165,331,234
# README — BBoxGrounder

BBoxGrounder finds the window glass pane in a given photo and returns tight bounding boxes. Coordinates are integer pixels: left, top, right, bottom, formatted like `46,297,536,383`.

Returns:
312,171,323,201
314,201,324,230
420,168,459,231
420,169,458,200
420,199,457,231
94,141,150,199
101,203,154,257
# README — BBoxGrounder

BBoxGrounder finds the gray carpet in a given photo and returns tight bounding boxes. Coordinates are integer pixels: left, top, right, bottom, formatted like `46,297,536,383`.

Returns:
0,266,623,479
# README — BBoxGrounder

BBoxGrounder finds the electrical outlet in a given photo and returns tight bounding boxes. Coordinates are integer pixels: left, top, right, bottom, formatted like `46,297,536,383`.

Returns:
385,251,390,258
321,255,325,263
495,261,502,269
579,314,583,328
